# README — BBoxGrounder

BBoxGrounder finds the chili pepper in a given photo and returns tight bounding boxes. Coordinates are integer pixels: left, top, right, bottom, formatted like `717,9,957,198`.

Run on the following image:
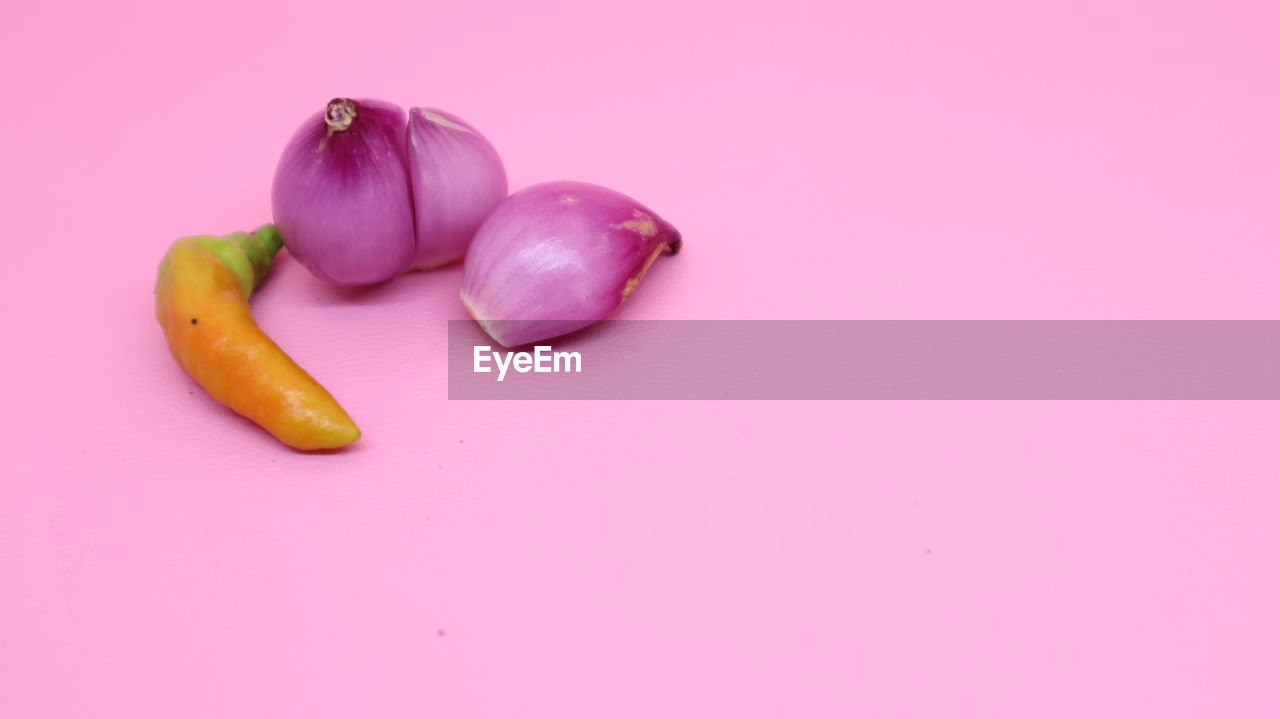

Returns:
155,225,360,450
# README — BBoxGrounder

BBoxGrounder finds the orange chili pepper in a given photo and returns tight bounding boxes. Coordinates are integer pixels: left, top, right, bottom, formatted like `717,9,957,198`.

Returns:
155,225,360,450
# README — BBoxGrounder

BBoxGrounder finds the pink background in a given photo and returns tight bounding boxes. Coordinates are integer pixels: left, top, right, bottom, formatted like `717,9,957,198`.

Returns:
3,0,1279,716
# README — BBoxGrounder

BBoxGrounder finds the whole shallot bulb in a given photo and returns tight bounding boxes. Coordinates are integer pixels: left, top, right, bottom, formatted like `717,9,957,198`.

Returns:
272,98,507,285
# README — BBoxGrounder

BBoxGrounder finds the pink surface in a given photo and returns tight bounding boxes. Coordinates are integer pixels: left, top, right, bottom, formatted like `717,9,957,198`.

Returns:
2,0,1279,716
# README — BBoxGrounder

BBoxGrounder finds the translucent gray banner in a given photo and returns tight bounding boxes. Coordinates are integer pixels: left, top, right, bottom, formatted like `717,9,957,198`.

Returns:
447,321,1280,399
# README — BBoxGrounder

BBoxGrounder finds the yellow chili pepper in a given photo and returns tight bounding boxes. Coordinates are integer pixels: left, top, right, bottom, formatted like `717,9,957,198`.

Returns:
155,225,360,450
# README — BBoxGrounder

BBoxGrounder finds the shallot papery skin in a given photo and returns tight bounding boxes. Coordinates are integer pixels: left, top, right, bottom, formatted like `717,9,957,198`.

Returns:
407,107,507,269
460,181,682,348
271,98,415,286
